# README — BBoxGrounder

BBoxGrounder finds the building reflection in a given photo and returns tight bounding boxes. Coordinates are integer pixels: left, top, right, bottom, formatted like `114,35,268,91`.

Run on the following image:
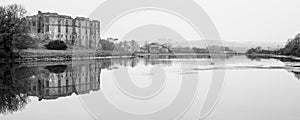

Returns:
27,62,102,101
0,57,191,114
0,58,150,115
0,60,108,114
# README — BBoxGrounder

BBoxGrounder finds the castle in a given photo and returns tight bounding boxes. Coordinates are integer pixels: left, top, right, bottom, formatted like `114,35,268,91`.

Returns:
26,11,101,48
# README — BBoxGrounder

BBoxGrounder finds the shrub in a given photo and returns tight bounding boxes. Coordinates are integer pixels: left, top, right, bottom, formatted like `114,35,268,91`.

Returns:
14,35,38,49
99,40,115,51
44,40,67,50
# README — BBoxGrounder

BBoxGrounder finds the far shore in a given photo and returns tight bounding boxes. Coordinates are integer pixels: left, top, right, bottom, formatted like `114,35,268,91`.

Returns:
246,53,300,61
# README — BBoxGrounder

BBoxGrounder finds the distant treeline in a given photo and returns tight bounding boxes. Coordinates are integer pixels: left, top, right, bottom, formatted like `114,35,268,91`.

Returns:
246,33,300,56
172,46,236,54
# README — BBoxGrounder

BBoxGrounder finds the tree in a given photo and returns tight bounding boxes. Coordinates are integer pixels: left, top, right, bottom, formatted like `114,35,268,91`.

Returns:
0,4,29,60
99,39,115,51
14,35,38,50
279,33,300,56
44,40,68,50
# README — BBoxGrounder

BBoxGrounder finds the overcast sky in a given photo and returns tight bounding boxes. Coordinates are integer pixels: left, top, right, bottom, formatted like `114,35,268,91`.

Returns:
2,0,300,43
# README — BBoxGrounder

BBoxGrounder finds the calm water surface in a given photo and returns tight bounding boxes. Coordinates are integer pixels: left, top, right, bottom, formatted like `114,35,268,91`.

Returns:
1,55,300,120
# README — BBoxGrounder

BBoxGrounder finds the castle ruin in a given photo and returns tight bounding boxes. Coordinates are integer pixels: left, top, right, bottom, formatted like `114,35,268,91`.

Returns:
26,11,101,48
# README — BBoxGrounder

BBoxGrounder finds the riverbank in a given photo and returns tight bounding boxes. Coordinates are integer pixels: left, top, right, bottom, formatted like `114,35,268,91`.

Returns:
246,53,300,62
6,49,135,63
0,48,246,63
135,52,243,58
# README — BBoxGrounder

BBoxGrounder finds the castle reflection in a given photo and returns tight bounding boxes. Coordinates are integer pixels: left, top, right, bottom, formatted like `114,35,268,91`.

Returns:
26,59,141,101
0,57,178,114
0,55,232,114
27,63,101,101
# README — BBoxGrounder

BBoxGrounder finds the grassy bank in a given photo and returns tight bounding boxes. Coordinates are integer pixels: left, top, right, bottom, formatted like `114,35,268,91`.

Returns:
12,48,134,63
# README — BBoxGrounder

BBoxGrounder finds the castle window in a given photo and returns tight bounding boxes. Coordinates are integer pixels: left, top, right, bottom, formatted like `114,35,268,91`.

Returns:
32,21,36,26
46,81,49,87
58,25,61,32
45,17,49,23
46,90,49,95
45,25,49,32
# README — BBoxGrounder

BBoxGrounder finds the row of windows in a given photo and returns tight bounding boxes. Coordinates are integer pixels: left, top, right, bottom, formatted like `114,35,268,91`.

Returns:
57,26,72,33
57,19,73,25
76,24,99,27
54,34,96,40
56,34,73,39
28,21,98,30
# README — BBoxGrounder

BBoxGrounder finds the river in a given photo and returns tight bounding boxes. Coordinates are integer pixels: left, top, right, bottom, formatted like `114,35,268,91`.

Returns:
1,55,300,120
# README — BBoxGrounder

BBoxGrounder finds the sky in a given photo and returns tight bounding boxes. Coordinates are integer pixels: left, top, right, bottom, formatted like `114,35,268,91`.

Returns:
2,0,300,43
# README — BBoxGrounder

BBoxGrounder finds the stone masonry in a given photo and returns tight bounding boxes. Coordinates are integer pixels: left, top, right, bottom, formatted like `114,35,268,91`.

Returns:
26,11,100,48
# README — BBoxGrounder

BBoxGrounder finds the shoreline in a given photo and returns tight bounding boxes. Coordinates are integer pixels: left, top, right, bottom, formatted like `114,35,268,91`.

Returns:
246,53,300,61
6,49,293,64
0,49,136,63
0,50,246,63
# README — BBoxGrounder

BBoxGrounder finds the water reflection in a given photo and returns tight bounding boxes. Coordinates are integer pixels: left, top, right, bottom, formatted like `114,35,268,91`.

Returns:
291,71,300,80
2,54,300,118
246,54,300,81
0,57,186,114
0,63,30,114
27,63,101,101
0,59,117,114
246,54,300,62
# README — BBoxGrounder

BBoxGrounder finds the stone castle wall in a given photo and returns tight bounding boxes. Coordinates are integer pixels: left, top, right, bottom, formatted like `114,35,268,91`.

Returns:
26,11,100,49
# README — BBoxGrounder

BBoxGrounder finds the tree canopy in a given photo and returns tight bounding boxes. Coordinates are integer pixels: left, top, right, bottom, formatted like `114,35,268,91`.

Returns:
0,4,30,59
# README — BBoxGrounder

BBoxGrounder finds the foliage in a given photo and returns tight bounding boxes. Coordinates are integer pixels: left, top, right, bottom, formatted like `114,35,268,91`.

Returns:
44,40,68,50
14,35,38,49
246,46,275,54
192,47,209,53
115,40,140,53
246,33,300,56
99,40,115,51
171,46,234,54
0,4,30,59
172,46,194,53
278,33,300,56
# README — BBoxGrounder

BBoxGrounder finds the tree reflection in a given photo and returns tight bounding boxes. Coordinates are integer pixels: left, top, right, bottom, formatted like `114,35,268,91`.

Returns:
0,63,30,114
0,58,178,114
44,65,68,74
246,54,300,62
290,71,300,80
